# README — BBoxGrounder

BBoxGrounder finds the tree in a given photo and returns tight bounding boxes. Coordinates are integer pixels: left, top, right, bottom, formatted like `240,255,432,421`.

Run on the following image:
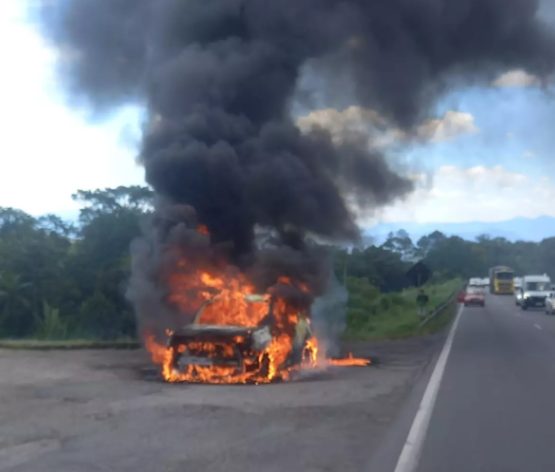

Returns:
339,245,411,292
0,187,151,339
37,214,76,238
416,231,447,258
68,186,153,337
73,186,153,225
381,229,416,261
0,208,35,237
0,272,31,336
78,292,120,339
424,236,477,278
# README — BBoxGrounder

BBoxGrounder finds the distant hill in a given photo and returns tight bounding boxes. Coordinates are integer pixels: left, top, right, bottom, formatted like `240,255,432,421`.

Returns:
365,216,555,245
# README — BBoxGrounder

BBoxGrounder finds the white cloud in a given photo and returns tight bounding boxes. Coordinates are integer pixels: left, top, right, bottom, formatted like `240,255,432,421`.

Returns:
296,106,404,148
0,1,145,217
416,111,478,143
493,69,541,88
364,165,555,224
297,106,478,147
297,106,386,137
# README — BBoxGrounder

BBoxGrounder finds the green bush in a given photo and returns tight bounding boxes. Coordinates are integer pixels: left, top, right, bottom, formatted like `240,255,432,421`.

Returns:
33,301,67,340
345,277,462,340
78,292,120,339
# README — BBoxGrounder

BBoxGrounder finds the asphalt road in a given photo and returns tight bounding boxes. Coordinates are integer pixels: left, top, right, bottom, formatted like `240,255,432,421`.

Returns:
0,336,442,472
10,294,551,472
416,293,555,472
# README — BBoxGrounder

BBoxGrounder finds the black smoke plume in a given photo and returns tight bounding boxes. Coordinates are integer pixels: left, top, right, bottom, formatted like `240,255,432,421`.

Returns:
39,0,555,335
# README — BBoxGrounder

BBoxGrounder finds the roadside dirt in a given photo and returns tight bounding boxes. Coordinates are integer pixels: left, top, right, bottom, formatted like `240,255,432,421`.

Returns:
0,336,442,472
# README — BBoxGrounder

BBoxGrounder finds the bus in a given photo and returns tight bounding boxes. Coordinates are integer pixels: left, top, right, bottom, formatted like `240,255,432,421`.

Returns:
489,266,515,294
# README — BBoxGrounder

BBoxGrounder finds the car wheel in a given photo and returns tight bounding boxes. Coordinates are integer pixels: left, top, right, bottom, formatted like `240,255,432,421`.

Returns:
522,304,528,311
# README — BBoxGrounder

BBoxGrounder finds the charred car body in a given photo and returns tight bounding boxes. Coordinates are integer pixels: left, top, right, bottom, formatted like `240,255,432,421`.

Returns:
167,294,312,379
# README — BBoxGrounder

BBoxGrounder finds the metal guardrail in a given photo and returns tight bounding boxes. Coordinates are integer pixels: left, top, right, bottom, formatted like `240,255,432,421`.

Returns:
418,286,463,328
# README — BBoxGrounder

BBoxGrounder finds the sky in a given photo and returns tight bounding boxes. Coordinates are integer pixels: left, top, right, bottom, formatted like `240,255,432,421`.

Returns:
1,0,555,228
0,1,144,218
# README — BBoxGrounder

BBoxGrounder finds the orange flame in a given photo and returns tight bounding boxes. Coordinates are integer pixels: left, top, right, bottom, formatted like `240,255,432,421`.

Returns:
196,224,210,236
144,259,370,384
328,352,371,367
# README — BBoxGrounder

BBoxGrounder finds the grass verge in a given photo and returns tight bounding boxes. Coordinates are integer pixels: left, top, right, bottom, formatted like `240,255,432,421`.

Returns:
0,339,140,350
344,278,462,340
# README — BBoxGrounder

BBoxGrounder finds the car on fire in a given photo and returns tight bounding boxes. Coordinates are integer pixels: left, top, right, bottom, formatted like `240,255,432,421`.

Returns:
462,286,486,307
166,294,313,381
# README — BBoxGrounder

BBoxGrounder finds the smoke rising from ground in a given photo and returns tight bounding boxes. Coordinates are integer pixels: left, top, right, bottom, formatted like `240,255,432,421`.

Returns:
39,0,555,336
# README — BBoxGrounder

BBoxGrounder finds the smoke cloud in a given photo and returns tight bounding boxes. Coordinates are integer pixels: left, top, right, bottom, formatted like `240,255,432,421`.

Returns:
38,0,555,335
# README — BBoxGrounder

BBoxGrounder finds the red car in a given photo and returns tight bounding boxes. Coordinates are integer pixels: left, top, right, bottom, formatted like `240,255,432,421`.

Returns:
460,287,486,307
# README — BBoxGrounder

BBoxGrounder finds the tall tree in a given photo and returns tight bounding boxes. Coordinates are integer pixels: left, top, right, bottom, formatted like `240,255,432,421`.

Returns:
0,272,31,336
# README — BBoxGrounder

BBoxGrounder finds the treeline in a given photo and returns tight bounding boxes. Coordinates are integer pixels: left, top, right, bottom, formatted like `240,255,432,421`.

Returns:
2,188,554,340
0,186,152,339
336,229,555,292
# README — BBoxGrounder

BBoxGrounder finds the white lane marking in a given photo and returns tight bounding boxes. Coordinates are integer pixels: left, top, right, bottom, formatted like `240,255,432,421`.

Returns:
534,323,543,331
393,304,463,472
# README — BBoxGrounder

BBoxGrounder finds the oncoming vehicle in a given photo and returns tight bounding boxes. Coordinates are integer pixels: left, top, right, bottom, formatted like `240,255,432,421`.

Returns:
545,292,555,315
463,287,486,307
468,277,490,290
489,266,515,294
514,277,524,305
468,277,481,288
515,288,524,306
519,274,552,311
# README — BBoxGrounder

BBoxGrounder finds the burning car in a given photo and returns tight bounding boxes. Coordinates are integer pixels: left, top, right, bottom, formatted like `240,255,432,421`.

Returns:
166,293,313,382
143,267,370,384
140,219,371,384
142,269,325,384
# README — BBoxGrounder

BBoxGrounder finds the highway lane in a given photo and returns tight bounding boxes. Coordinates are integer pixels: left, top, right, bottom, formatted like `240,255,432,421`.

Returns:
416,293,555,472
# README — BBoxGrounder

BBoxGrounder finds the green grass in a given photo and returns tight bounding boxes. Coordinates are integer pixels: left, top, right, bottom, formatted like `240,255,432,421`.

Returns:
1,278,462,347
0,338,140,350
419,299,458,336
344,278,462,340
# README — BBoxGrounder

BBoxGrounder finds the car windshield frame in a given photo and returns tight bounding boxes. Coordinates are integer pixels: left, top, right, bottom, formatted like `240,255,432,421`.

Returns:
525,282,550,291
467,287,484,294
